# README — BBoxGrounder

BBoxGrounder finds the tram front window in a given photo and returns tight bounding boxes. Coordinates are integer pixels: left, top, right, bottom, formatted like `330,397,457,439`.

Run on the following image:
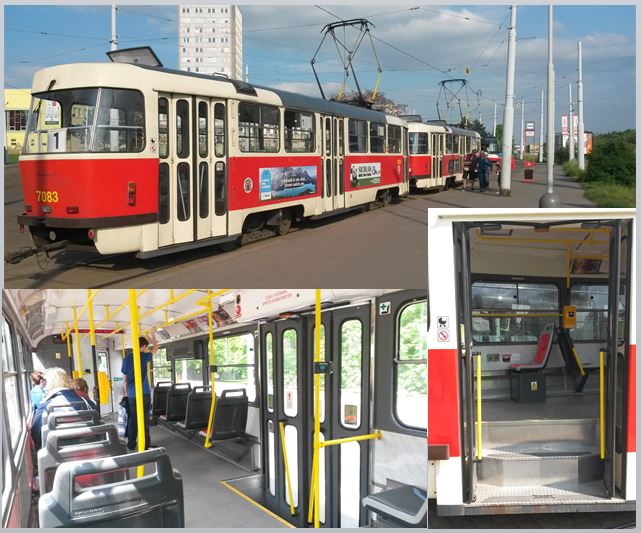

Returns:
23,88,144,154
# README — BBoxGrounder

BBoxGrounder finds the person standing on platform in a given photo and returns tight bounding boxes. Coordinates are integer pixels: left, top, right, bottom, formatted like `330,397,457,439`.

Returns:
122,330,157,451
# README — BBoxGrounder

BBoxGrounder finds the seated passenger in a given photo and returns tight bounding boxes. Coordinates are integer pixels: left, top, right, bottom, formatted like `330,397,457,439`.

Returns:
30,370,46,409
70,378,91,401
31,368,97,449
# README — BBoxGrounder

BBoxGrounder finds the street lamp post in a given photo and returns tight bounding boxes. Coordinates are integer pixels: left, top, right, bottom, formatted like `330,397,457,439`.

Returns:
499,5,517,196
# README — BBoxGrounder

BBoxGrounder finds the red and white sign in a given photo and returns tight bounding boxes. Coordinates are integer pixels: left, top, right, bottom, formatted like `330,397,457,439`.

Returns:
437,329,450,342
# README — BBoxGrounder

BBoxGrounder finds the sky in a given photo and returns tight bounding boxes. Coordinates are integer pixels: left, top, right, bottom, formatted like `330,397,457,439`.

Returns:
4,4,636,134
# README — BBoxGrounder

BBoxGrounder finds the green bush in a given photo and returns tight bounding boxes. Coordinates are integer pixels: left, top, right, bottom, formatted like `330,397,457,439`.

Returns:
584,139,636,187
555,146,569,164
563,159,586,179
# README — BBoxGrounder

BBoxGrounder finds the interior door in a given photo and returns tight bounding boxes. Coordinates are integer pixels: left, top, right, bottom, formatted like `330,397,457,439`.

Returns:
260,303,371,527
332,117,345,210
157,94,194,247
454,222,477,504
605,220,632,497
97,350,113,414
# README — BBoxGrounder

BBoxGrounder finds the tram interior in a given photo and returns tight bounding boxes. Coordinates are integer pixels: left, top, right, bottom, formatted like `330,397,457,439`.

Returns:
2,289,427,528
466,222,624,504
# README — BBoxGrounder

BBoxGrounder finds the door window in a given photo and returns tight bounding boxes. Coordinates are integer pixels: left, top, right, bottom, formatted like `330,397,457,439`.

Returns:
339,319,363,428
158,98,169,158
198,101,208,157
282,329,298,417
176,99,190,158
214,103,225,157
158,163,170,224
198,162,209,219
176,162,191,221
266,332,274,412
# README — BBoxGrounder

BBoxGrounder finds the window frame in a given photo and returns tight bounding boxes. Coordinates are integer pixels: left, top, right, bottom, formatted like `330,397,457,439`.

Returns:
387,124,402,153
369,122,386,154
348,119,368,153
238,102,280,153
392,300,427,431
408,131,428,155
569,282,610,343
284,108,316,153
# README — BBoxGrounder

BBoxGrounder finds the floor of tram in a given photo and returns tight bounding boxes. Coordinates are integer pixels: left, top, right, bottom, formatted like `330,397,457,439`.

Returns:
149,424,289,528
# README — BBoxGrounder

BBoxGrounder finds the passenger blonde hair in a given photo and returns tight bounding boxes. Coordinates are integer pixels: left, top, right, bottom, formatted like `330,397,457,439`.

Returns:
44,367,70,390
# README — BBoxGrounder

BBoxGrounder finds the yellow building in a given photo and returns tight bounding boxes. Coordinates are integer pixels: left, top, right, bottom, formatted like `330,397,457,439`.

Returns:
5,88,31,159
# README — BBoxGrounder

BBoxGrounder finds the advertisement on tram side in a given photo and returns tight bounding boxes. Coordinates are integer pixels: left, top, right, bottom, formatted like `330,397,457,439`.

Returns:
259,165,317,201
350,162,381,187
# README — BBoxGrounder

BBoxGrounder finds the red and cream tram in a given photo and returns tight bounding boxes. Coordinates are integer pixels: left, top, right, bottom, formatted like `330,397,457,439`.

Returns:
406,118,481,191
16,47,409,258
427,208,636,516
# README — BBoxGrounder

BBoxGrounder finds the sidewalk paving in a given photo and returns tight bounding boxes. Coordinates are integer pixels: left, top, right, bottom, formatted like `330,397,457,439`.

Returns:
416,161,594,208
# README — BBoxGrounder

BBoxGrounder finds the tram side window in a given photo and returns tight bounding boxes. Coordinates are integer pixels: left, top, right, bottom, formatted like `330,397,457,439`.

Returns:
176,99,190,158
395,301,427,430
158,98,169,158
471,282,560,343
348,119,368,153
175,358,204,387
3,317,24,454
212,332,257,402
388,125,402,153
340,319,363,429
284,109,315,153
238,103,280,153
153,348,172,384
409,132,428,155
445,134,453,154
452,135,460,154
570,284,609,341
369,122,385,153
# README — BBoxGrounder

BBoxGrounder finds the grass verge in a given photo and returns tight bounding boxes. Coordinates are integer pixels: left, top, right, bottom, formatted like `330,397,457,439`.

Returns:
583,182,636,208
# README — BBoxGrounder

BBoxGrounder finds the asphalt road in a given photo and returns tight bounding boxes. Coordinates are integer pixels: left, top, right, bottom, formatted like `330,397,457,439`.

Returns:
3,161,593,289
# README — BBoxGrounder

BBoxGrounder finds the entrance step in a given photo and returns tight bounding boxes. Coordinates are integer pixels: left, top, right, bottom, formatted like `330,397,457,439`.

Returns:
478,443,603,487
480,418,599,449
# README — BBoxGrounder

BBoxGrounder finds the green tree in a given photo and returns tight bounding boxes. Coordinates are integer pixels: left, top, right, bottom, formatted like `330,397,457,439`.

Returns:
584,132,636,187
459,119,488,139
330,89,408,116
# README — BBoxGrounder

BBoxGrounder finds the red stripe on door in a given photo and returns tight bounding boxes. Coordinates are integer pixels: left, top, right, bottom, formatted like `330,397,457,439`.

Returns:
628,344,636,452
428,348,461,457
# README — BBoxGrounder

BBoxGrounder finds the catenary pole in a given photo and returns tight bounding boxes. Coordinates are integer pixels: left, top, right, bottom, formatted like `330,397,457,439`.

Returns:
492,101,497,137
499,5,517,196
539,5,560,207
538,89,544,163
519,98,525,160
568,83,575,160
577,41,585,170
111,5,118,51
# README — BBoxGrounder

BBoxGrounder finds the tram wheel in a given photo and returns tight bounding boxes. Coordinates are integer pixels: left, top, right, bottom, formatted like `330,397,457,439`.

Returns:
380,190,392,207
275,213,292,235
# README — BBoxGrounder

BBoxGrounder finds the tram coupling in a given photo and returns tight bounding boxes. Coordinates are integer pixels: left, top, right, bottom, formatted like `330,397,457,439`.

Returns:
5,239,69,264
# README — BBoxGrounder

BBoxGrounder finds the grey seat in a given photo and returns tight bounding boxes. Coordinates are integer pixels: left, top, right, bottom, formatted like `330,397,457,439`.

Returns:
42,401,91,426
38,423,126,495
39,448,184,527
362,485,427,527
162,383,192,422
152,381,173,416
177,386,212,431
209,389,248,441
41,410,102,448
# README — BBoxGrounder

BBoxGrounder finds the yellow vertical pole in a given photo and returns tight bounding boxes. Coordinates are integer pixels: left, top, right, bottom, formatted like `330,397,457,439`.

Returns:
204,290,217,448
313,289,321,528
65,323,71,359
307,453,317,523
599,350,605,459
128,289,146,477
87,289,99,412
72,306,82,378
476,353,482,461
279,421,296,516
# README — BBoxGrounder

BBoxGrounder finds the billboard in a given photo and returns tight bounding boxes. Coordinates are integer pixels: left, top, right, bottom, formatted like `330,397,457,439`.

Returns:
259,166,317,201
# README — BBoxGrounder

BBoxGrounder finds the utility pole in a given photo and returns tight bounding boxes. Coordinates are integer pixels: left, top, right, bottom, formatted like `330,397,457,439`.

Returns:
568,83,575,160
245,65,249,82
479,111,483,125
539,5,560,207
538,89,544,163
499,5,517,196
493,101,497,137
519,98,525,160
111,5,118,51
577,41,585,170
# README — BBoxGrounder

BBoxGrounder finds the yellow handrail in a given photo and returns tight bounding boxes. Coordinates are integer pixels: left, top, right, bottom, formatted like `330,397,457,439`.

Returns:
139,289,199,319
571,346,586,377
204,291,217,449
65,324,71,359
312,289,321,528
599,350,605,459
72,307,82,378
476,353,482,461
471,312,562,318
128,289,146,477
279,421,296,516
318,432,382,448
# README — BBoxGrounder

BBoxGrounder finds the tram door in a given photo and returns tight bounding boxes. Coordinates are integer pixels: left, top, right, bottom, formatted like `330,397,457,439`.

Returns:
431,133,441,187
261,304,371,527
605,220,633,497
321,115,345,213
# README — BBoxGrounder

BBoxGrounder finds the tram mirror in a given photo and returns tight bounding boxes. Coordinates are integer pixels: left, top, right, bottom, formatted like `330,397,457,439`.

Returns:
107,46,163,67
313,361,334,374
